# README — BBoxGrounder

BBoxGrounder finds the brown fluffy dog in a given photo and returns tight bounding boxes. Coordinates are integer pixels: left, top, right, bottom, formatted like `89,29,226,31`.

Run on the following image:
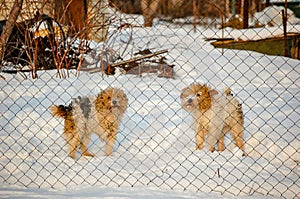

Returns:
50,87,128,158
180,83,245,155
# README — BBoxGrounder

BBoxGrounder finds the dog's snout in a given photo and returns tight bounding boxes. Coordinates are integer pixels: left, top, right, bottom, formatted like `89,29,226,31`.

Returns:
112,100,117,105
188,98,193,103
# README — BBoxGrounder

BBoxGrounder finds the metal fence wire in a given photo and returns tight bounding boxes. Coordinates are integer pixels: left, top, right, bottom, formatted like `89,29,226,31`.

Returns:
0,0,299,198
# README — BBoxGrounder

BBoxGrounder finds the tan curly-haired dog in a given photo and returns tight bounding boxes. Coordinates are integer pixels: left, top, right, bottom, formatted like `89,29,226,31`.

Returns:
50,87,128,158
180,83,245,155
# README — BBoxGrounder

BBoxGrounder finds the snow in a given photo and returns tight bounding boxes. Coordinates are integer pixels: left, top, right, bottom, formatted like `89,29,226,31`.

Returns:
1,11,300,199
252,5,300,27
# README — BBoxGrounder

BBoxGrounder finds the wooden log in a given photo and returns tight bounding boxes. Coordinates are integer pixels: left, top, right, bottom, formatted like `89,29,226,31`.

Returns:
108,49,168,68
106,49,168,75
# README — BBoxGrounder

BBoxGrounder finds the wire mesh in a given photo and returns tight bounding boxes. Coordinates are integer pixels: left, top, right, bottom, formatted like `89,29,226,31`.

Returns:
0,0,299,198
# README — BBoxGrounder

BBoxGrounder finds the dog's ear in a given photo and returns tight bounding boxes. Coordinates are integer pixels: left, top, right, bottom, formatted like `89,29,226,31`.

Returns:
209,89,218,96
224,87,233,96
180,86,190,99
197,85,212,111
180,89,186,99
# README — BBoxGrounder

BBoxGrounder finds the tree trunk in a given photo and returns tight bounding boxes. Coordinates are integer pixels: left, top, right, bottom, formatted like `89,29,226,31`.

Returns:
54,0,88,38
141,0,160,27
225,0,230,18
0,0,23,66
236,0,242,14
243,0,249,28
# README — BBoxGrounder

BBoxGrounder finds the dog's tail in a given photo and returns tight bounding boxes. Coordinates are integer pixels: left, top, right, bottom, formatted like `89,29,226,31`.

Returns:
49,105,71,118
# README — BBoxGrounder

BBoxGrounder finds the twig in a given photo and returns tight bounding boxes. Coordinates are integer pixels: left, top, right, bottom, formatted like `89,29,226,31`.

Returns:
0,74,5,80
108,49,168,69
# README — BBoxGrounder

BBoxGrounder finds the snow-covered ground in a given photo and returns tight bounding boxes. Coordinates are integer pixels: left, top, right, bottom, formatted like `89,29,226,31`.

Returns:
1,12,299,198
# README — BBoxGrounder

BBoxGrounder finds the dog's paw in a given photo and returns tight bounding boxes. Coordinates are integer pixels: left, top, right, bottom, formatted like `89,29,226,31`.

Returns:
195,145,203,150
83,152,95,157
210,147,216,153
69,153,76,159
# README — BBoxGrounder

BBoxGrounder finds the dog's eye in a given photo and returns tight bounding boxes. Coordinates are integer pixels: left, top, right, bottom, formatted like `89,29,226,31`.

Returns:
196,91,202,96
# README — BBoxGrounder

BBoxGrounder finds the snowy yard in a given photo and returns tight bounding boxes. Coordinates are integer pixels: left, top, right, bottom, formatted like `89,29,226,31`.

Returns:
0,12,300,198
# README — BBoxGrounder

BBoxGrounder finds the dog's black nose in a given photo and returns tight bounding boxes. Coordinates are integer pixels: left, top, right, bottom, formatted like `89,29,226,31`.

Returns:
112,100,117,105
188,98,193,103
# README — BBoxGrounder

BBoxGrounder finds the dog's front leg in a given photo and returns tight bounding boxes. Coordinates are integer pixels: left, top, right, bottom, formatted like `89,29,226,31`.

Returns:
66,131,80,159
80,133,94,157
195,125,206,150
217,135,225,152
98,126,106,141
207,114,224,153
105,131,117,156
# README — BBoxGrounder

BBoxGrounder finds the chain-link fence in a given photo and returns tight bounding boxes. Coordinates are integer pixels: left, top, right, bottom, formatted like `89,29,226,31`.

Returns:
0,0,299,198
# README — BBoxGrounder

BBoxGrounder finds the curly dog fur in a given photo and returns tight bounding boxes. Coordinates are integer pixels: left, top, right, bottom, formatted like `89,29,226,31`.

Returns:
180,83,245,155
50,87,128,158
